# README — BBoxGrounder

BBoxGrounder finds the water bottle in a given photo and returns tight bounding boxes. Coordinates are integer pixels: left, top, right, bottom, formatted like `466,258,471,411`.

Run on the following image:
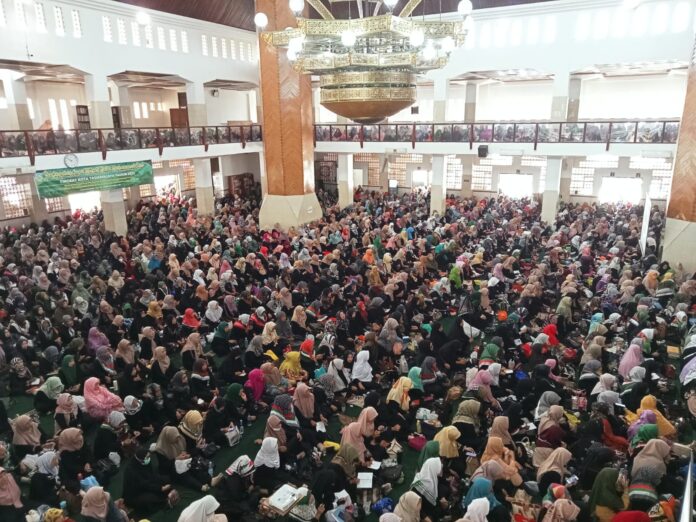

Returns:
208,461,214,477
238,420,245,435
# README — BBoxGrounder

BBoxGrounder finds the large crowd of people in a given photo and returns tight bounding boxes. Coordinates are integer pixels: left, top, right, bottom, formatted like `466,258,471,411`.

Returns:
0,184,694,522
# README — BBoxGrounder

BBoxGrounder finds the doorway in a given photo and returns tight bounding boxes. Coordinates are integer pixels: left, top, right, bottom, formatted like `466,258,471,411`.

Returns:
499,173,534,199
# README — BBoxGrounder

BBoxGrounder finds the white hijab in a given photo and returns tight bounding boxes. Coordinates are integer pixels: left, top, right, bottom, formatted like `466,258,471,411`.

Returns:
463,498,490,522
254,437,280,469
411,457,442,505
178,495,220,522
351,350,373,382
327,359,348,391
205,301,222,323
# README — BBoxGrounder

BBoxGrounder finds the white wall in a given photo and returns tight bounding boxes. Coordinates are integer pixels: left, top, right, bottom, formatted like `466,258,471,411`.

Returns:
476,80,554,121
578,74,687,120
205,89,251,125
128,87,178,127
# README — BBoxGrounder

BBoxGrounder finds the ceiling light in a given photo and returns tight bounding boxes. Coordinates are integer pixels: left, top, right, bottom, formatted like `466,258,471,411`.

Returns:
254,12,268,29
422,40,436,60
289,0,305,14
458,0,473,16
341,30,357,47
135,11,151,26
410,28,425,47
384,0,398,9
441,36,455,53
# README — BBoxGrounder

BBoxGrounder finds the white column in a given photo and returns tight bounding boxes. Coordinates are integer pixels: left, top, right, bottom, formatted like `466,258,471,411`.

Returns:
100,189,128,236
84,74,113,129
113,85,133,128
1,74,32,130
430,155,446,215
541,157,562,226
464,82,477,123
337,154,354,208
258,151,268,197
186,82,208,127
433,77,449,122
193,158,215,215
550,71,570,121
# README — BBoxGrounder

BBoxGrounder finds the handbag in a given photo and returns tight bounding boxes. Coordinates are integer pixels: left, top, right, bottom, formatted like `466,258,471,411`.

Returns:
408,434,427,452
379,462,403,483
201,442,219,458
225,425,241,447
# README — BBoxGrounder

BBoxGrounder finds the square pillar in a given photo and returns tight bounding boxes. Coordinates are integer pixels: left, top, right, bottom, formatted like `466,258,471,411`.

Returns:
550,71,570,121
112,85,133,128
567,77,581,122
541,157,562,226
186,82,208,127
1,76,33,130
337,154,354,208
84,74,113,129
100,189,128,236
433,77,449,122
430,155,446,215
193,158,215,215
461,155,474,198
464,82,477,123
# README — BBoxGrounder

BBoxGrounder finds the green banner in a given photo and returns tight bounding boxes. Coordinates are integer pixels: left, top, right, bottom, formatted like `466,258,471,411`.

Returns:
36,161,154,198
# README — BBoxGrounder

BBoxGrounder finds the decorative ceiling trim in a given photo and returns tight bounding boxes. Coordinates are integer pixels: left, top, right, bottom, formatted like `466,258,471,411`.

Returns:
306,0,336,20
399,0,423,17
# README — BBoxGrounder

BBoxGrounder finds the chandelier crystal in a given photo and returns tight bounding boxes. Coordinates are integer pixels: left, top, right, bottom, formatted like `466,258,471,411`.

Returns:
262,0,473,124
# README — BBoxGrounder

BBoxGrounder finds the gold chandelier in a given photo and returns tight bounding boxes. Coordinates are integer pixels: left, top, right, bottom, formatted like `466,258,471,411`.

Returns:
259,0,474,124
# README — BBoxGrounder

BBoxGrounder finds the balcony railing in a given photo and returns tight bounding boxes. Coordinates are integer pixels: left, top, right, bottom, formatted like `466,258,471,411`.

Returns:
314,120,680,151
0,125,263,165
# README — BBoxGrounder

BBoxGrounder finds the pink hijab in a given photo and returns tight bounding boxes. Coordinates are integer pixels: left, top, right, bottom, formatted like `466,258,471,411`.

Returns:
341,422,367,456
83,377,124,421
0,468,22,508
618,344,644,379
87,327,110,354
245,369,265,401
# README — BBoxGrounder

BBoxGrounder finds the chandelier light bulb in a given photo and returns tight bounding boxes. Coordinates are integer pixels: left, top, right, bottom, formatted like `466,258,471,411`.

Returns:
287,48,298,61
254,12,268,29
441,36,455,53
384,0,399,9
289,0,305,14
409,28,425,47
457,0,473,16
288,36,304,52
135,11,151,26
341,30,357,47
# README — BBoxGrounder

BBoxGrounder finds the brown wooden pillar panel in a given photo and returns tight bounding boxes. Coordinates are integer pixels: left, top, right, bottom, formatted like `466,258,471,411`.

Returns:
257,0,315,196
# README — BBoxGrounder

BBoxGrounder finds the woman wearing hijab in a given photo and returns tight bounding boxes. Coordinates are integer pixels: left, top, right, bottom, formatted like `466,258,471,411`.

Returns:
57,428,90,494
536,447,573,495
178,495,226,522
54,392,81,434
93,411,129,462
625,395,676,438
452,400,486,452
326,358,350,393
0,465,23,522
534,405,567,466
340,406,378,460
279,351,306,382
461,478,502,521
29,451,60,506
417,441,440,469
33,375,64,414
460,497,490,522
156,426,206,493
480,436,522,487
151,346,176,388
589,468,628,522
410,457,444,519
618,344,644,380
243,335,266,370
11,414,44,461
123,447,175,516
81,486,125,522
534,391,561,420
329,443,362,492
351,350,375,392
620,367,648,412
253,437,288,490
631,439,670,480
394,491,422,522
578,359,602,397
58,354,80,393
466,370,501,411
83,377,124,422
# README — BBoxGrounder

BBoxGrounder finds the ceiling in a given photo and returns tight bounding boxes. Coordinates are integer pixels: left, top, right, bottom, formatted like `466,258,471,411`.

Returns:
451,68,553,83
0,59,86,84
112,0,557,31
108,71,188,89
572,61,688,78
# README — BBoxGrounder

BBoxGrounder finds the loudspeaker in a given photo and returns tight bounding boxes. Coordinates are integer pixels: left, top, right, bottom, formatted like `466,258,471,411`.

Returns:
478,145,488,158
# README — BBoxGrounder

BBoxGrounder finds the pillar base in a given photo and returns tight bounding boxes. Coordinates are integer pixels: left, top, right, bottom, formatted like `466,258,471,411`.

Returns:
430,184,446,215
338,180,354,209
195,186,215,216
541,189,559,227
259,193,322,230
662,217,696,275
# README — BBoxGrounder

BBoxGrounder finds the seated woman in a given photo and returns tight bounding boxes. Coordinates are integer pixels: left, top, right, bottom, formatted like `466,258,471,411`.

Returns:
33,376,64,414
93,411,130,463
293,383,326,441
384,376,413,439
150,346,177,389
351,350,377,393
190,358,216,404
394,492,423,522
83,377,124,423
54,393,82,435
29,451,60,506
80,486,125,522
202,397,232,447
433,425,462,476
410,457,444,520
58,428,92,494
279,351,307,384
122,448,174,517
253,437,291,491
215,457,258,520
243,369,268,414
480,437,522,488
536,447,573,495
577,359,601,397
452,400,487,454
9,357,36,396
0,465,24,522
260,362,288,397
155,426,213,494
11,414,45,463
533,405,568,467
59,354,81,393
461,477,507,522
210,322,234,357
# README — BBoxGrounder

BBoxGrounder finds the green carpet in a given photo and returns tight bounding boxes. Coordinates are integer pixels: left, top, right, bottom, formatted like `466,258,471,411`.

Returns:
5,395,421,522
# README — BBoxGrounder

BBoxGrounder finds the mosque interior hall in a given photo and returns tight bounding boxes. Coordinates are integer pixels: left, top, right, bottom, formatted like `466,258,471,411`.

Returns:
1,1,696,522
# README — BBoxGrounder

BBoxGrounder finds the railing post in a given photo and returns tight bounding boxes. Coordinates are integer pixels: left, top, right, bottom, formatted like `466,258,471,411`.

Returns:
202,127,209,152
411,123,416,149
240,126,246,149
0,132,3,158
359,125,364,149
469,124,473,150
534,124,539,151
606,122,612,151
156,128,164,156
313,125,317,147
98,130,107,160
25,131,35,166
